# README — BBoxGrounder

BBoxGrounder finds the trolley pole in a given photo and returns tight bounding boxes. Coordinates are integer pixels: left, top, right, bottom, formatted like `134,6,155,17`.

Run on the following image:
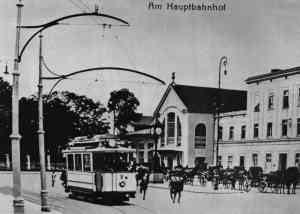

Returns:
38,33,50,212
11,1,24,213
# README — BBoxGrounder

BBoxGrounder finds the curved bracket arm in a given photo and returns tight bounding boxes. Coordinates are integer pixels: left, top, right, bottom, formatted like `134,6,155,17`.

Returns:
43,67,166,85
18,12,130,62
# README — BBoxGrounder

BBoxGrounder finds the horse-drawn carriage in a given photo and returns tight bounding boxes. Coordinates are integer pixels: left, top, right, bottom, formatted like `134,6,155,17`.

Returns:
255,167,300,194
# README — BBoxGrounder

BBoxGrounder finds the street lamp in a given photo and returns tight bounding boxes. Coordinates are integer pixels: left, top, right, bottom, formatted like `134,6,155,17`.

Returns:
150,114,162,173
214,56,228,190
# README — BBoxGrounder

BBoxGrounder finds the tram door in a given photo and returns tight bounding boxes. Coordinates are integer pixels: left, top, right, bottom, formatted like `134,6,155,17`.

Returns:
278,153,287,171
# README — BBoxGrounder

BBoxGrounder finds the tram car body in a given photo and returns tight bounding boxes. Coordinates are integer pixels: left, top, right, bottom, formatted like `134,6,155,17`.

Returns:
62,134,136,200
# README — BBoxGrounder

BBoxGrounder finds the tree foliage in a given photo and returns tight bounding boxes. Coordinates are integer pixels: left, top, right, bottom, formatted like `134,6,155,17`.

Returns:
0,87,109,165
0,78,11,155
107,88,140,134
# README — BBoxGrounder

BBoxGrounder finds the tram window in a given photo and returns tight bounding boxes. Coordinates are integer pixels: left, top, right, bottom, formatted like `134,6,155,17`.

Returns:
93,153,129,172
75,154,82,171
83,154,91,172
67,154,74,170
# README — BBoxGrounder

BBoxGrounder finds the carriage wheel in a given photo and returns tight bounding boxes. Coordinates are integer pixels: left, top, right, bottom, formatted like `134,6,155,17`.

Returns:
243,181,251,192
258,181,267,193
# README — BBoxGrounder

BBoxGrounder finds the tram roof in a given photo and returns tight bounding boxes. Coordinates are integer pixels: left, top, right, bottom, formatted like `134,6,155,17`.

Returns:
62,146,135,154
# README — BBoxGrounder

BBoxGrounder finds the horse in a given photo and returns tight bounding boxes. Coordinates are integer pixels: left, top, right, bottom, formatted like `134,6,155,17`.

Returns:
285,167,300,194
262,170,286,193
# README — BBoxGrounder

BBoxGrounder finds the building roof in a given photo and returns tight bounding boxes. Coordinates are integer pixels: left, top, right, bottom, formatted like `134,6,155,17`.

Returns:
130,115,154,130
245,66,300,84
172,84,247,113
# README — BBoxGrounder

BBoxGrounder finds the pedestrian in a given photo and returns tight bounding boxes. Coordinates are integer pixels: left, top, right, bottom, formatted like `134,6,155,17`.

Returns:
51,170,57,187
60,169,67,191
140,168,150,200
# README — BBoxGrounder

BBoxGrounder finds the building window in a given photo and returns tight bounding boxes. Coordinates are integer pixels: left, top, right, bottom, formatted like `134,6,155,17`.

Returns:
252,153,258,167
268,93,274,110
75,154,82,171
161,119,165,146
297,119,300,136
254,94,260,112
298,88,300,107
239,156,245,168
254,103,260,112
241,125,246,139
282,119,288,137
195,124,206,148
254,123,259,138
217,156,222,166
218,126,223,140
83,154,91,172
148,143,153,149
266,153,272,163
177,116,182,146
229,126,234,140
267,122,272,137
283,90,289,109
138,143,144,149
295,153,300,167
167,112,175,144
227,155,233,168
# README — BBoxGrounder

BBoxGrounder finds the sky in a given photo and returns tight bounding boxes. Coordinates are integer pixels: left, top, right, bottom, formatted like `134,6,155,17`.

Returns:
1,0,300,115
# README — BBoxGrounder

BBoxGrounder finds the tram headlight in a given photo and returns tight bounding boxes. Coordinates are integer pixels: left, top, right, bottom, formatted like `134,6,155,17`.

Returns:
119,181,126,188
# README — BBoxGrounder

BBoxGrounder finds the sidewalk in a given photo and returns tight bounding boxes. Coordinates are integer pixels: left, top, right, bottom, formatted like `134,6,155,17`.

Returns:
0,193,61,214
149,181,259,194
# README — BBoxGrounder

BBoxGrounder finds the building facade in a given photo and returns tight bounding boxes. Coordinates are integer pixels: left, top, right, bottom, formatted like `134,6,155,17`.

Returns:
218,67,300,172
128,81,246,168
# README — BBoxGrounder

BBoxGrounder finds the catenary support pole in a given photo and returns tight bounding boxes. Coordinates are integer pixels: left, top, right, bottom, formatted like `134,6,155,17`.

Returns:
38,33,50,212
11,1,24,213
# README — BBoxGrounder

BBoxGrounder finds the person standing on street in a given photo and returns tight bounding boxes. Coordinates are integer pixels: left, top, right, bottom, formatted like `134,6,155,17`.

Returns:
51,170,57,187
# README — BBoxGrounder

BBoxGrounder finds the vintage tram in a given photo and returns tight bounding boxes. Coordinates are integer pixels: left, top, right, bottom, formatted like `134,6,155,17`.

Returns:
62,134,136,201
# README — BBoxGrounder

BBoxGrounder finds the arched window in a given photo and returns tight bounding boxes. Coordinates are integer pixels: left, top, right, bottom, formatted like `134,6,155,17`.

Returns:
160,119,165,147
167,112,175,144
195,124,206,148
177,116,182,146
218,126,223,140
229,126,234,140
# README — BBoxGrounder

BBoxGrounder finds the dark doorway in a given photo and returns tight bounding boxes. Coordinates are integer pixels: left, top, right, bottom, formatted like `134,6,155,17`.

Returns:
195,157,206,170
278,153,287,171
239,156,245,168
167,156,173,169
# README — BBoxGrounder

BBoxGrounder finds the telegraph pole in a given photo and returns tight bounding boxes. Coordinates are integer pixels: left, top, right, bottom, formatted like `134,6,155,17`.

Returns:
38,33,50,212
11,0,24,213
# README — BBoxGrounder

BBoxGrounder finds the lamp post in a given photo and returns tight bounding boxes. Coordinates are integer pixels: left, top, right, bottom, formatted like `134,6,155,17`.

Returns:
214,56,228,190
37,33,50,211
11,1,24,213
150,114,162,173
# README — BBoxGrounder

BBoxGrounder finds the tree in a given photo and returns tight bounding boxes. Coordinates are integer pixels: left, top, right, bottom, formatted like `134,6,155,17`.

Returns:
0,78,11,156
107,88,140,135
19,91,109,166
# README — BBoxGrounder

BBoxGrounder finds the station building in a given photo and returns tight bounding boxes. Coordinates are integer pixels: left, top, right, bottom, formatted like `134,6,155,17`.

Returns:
218,67,300,172
129,67,300,172
128,78,247,169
